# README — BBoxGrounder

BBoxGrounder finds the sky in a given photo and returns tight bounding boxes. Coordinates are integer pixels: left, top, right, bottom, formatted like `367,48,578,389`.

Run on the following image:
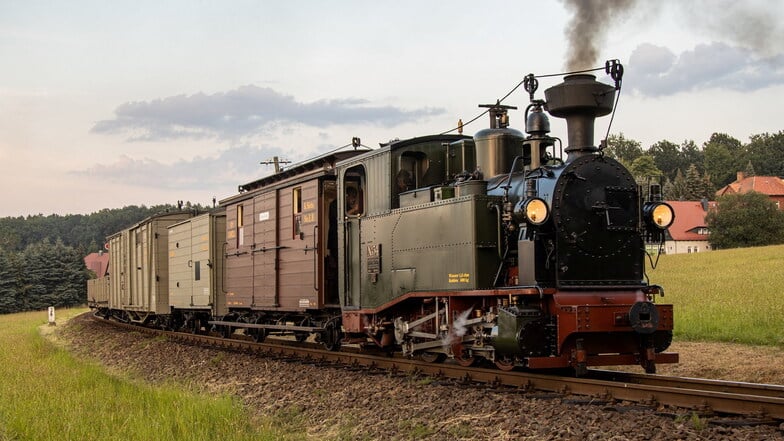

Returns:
1,0,783,217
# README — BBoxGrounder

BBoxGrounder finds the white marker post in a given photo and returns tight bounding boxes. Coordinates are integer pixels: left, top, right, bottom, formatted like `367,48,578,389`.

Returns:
48,306,56,326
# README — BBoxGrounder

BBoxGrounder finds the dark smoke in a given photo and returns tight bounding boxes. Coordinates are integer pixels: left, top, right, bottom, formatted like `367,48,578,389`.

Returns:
561,0,637,71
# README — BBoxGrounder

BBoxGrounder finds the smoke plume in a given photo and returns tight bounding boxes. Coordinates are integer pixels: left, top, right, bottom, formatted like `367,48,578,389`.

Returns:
561,0,637,71
677,0,783,57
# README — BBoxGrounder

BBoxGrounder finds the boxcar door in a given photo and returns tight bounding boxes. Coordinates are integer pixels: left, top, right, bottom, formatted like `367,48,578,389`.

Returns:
190,216,211,307
322,180,339,306
341,166,365,308
253,190,278,307
225,201,254,309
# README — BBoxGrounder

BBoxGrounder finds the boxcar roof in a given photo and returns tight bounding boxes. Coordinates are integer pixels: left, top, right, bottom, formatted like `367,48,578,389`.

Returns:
228,148,371,195
106,211,197,239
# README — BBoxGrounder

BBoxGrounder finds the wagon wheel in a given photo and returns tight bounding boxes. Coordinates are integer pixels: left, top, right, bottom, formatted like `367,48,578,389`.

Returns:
451,343,476,367
250,319,267,343
211,323,232,339
321,319,342,351
186,317,199,334
240,315,266,343
495,356,516,372
420,352,446,363
294,317,310,342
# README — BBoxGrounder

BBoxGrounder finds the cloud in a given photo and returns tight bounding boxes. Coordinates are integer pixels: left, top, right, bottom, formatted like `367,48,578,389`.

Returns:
73,144,286,190
91,85,444,141
627,42,784,96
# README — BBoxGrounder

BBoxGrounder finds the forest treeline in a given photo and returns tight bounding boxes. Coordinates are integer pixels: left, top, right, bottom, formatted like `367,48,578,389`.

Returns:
605,130,784,199
0,203,209,314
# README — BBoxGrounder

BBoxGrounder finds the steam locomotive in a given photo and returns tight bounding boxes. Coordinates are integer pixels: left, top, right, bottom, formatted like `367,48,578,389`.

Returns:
89,62,677,375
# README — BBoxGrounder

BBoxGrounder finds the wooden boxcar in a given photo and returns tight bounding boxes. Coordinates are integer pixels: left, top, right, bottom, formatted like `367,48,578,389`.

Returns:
107,212,194,322
219,150,367,318
167,212,227,329
86,277,110,310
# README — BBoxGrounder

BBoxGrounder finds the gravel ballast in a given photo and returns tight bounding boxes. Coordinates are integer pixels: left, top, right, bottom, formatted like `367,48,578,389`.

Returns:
54,314,784,440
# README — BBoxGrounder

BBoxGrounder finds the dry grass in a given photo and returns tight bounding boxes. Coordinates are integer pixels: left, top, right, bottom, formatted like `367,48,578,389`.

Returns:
657,341,784,384
647,244,784,347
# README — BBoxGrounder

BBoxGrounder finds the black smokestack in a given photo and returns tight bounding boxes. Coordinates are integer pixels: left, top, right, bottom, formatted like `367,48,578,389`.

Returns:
561,0,636,71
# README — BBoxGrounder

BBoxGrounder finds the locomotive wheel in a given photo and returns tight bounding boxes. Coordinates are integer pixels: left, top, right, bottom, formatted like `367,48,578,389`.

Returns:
455,354,476,367
452,344,476,367
420,352,446,363
495,356,516,372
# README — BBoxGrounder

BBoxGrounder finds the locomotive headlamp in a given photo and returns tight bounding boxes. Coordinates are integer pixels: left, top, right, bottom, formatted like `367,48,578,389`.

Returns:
643,202,674,229
524,198,549,225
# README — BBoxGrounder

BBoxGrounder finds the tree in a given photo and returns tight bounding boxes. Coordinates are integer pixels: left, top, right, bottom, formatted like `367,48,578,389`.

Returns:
605,133,643,167
663,169,688,200
629,155,663,183
703,133,744,189
705,192,784,249
743,160,756,178
679,140,703,174
19,239,88,311
746,131,784,177
0,247,22,314
685,164,705,200
648,140,681,181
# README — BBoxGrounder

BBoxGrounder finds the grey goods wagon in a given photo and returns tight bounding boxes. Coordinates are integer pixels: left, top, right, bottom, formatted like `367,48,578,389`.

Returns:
167,212,227,330
107,212,194,322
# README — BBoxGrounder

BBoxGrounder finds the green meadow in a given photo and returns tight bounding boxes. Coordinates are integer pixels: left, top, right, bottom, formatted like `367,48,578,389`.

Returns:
0,309,305,441
647,244,784,347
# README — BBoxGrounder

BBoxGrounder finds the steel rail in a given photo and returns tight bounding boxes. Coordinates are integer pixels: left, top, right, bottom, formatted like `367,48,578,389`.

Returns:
90,315,784,422
590,369,784,399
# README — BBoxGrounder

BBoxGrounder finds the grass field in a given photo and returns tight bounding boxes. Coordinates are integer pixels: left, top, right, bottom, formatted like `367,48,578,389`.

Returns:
646,243,784,347
0,309,305,441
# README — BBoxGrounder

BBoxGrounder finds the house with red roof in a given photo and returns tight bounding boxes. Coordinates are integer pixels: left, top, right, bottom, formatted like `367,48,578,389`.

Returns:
716,171,784,210
83,251,109,278
664,200,715,254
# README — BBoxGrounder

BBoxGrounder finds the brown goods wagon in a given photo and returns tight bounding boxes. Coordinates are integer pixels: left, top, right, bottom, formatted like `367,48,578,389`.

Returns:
222,151,364,312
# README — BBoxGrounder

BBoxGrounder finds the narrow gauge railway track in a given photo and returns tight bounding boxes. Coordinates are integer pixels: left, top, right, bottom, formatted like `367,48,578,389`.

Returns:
92,315,784,425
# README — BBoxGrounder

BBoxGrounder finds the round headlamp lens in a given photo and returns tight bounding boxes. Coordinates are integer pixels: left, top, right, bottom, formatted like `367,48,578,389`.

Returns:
651,203,674,229
525,198,549,225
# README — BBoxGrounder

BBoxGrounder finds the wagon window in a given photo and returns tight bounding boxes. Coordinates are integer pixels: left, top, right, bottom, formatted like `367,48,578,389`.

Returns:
293,187,304,239
237,204,244,247
293,187,302,214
